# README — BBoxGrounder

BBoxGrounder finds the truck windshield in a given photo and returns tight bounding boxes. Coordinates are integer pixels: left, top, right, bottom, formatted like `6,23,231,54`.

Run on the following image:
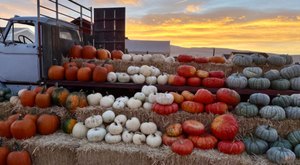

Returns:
0,18,8,42
6,22,35,44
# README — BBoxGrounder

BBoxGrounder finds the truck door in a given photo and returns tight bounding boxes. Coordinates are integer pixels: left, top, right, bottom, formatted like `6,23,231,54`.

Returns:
0,21,40,83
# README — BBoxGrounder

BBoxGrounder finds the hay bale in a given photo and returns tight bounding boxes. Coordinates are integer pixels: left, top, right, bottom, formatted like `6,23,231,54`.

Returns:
0,102,14,119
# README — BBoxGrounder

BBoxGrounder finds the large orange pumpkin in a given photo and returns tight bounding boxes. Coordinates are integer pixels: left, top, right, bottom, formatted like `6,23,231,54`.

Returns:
181,101,204,113
111,50,123,59
0,141,9,165
77,67,92,81
82,45,96,59
202,78,225,88
23,114,38,124
211,114,238,140
20,89,36,107
48,65,65,80
218,140,245,155
177,54,194,63
176,65,197,78
193,89,214,104
6,144,31,165
69,44,82,59
205,102,228,115
152,103,178,115
10,115,36,139
65,65,78,81
168,75,186,86
0,120,13,138
37,114,60,135
92,66,108,82
208,56,226,63
189,134,218,150
216,88,240,106
63,61,77,70
96,48,111,60
35,87,51,108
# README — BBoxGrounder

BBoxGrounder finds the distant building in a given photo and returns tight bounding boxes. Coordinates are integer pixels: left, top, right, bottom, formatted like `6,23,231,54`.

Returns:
125,39,170,55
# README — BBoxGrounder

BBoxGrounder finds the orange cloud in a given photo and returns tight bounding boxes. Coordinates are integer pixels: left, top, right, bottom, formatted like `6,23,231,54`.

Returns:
185,5,200,13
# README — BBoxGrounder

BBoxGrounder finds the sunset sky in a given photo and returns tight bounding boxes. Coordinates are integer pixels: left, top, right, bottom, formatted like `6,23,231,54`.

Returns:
1,0,300,54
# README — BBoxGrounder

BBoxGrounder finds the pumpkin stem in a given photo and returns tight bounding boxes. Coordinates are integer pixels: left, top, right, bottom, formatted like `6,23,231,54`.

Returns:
40,85,47,94
17,114,23,120
12,142,22,151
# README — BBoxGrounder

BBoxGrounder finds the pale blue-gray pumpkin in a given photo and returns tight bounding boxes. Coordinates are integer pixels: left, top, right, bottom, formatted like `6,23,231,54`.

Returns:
270,137,293,150
234,102,258,117
255,125,278,142
243,67,263,78
266,147,296,164
248,78,271,90
249,93,270,106
232,54,253,66
287,130,300,146
267,55,287,67
280,55,293,65
295,144,300,158
285,106,300,119
243,136,269,155
226,73,248,89
291,94,300,106
280,65,300,79
264,69,281,81
290,77,300,90
251,53,267,65
271,95,292,108
271,79,290,90
259,105,286,120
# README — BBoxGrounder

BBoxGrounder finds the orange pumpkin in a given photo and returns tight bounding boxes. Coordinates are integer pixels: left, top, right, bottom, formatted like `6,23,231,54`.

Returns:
177,65,197,78
205,102,228,115
20,89,36,107
48,65,64,80
111,50,123,59
66,91,88,113
0,120,13,138
37,114,60,135
181,90,195,101
82,45,96,59
63,61,77,70
170,92,184,104
33,86,44,94
69,44,82,59
209,56,226,64
65,65,78,81
0,141,9,165
181,101,204,113
6,144,31,165
196,70,209,78
96,48,111,60
51,87,70,106
77,67,92,81
92,66,108,82
10,115,36,139
35,87,51,108
81,62,96,71
23,114,38,124
46,86,56,95
104,63,114,73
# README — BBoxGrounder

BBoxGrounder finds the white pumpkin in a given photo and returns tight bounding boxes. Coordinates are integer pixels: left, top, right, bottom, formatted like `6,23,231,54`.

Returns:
155,131,162,136
133,132,146,145
107,72,117,83
148,93,157,103
127,98,142,109
108,94,115,100
87,127,107,142
165,56,175,63
18,88,27,97
122,54,132,61
87,93,102,106
140,122,157,135
157,74,168,85
132,54,143,62
152,54,165,62
114,114,127,126
141,85,157,96
155,93,174,105
108,122,123,135
100,96,115,108
142,54,152,62
117,73,131,83
151,67,161,77
72,122,88,139
9,96,20,105
131,74,146,84
146,134,162,148
116,96,129,104
105,133,122,144
102,110,116,123
122,129,134,143
112,100,126,110
84,115,103,128
146,76,157,85
143,102,153,110
134,92,146,101
125,117,140,132
139,65,152,77
127,66,140,75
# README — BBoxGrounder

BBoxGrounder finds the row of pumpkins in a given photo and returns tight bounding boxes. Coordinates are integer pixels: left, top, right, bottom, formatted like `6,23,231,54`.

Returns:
232,54,293,67
227,65,300,90
243,125,300,164
235,93,300,120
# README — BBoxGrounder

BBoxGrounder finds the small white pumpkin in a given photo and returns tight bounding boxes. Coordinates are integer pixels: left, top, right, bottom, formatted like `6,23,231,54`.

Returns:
146,76,157,85
152,54,165,62
105,133,122,144
87,93,102,106
102,110,116,123
143,102,153,110
117,73,131,83
127,98,142,109
108,94,115,100
133,132,146,145
116,96,129,104
148,93,157,103
112,100,126,110
85,115,103,128
122,54,132,61
139,65,152,77
125,117,140,132
114,114,127,126
87,127,107,142
155,93,174,105
100,96,115,108
127,66,140,75
151,67,161,77
140,122,157,135
108,122,123,135
132,54,143,62
122,129,134,143
107,72,117,83
146,133,162,148
9,96,20,105
142,54,152,62
72,122,88,139
134,92,146,101
165,56,175,63
157,74,168,85
141,85,157,96
131,74,146,84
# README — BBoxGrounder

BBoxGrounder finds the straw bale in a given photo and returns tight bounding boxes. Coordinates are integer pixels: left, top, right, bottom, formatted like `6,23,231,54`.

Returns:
0,102,14,119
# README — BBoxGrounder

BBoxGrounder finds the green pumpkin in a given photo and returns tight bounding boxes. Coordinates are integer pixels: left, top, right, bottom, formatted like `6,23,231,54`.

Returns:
285,107,300,119
4,93,12,100
287,130,300,146
0,87,11,97
226,73,248,89
291,94,300,106
270,137,293,150
243,137,269,155
280,55,293,65
243,67,263,78
280,65,300,79
259,105,286,120
264,69,281,81
62,118,77,134
271,95,292,108
249,93,270,106
255,125,278,142
232,55,253,66
248,78,271,90
295,144,300,158
290,77,300,90
267,55,287,67
234,102,258,117
52,87,70,106
267,147,295,164
251,53,267,65
271,79,290,90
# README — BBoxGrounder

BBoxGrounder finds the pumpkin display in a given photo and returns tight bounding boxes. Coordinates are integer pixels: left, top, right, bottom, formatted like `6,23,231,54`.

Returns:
290,77,300,90
287,130,300,146
216,88,240,106
187,77,201,86
285,106,300,119
48,65,64,80
234,102,258,117
6,144,31,165
271,138,293,150
111,50,124,59
168,75,186,86
171,139,194,156
295,144,300,158
232,55,253,66
182,120,205,136
193,89,214,104
248,77,271,89
37,114,60,135
35,87,51,108
77,66,92,81
177,54,194,63
226,73,248,89
176,65,196,78
271,79,290,90
210,114,238,140
152,103,178,115
96,48,111,60
10,115,36,139
162,134,185,146
62,118,77,134
196,70,209,78
181,90,195,101
66,91,88,113
243,67,263,78
92,65,108,82
20,88,36,107
205,102,228,115
65,65,78,81
243,136,269,155
51,87,69,106
259,106,286,120
166,123,182,137
202,78,225,88
82,45,96,59
251,53,267,65
280,65,300,79
267,55,286,66
208,56,225,63
181,101,204,113
189,134,218,150
255,125,278,142
69,44,82,58
217,141,245,155
0,140,9,165
249,93,270,106
194,57,208,63
271,95,291,108
266,147,295,164
264,69,281,81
